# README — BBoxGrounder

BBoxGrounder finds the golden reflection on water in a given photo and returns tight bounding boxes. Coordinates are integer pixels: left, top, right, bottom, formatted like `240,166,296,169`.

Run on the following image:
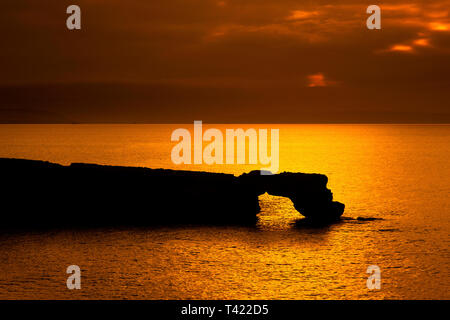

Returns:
0,124,449,299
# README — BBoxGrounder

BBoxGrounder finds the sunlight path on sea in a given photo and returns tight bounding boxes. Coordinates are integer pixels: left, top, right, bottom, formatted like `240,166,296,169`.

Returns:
0,124,448,299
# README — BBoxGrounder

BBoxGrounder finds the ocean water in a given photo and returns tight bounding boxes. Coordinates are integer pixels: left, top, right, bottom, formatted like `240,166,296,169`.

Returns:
0,124,448,299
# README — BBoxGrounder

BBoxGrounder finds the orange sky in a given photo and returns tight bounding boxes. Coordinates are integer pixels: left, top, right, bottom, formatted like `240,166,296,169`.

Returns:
1,0,450,123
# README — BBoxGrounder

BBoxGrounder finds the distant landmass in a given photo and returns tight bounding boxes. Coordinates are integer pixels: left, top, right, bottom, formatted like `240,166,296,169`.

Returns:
0,158,344,229
1,84,449,123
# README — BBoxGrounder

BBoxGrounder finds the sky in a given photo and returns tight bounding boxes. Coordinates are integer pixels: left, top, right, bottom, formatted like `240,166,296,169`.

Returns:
1,0,450,123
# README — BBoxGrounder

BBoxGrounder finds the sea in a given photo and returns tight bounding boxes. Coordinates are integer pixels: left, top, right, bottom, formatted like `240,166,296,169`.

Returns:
0,124,448,299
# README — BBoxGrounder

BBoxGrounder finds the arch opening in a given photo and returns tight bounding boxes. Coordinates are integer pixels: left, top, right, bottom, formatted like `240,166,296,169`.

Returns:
256,192,302,230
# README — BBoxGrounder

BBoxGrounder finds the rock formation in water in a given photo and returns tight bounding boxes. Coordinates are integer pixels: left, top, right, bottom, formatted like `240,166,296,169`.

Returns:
0,158,344,229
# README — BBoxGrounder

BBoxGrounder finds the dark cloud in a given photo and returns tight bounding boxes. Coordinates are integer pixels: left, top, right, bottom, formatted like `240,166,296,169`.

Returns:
0,0,449,122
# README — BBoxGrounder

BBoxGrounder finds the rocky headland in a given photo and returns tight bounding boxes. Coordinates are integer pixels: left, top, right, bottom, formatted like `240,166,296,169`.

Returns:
0,158,344,229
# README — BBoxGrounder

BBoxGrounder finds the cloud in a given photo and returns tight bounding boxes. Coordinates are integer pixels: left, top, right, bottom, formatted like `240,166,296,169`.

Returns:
429,22,450,31
1,0,450,123
286,10,319,21
413,38,431,46
382,4,420,14
388,44,414,52
307,73,335,87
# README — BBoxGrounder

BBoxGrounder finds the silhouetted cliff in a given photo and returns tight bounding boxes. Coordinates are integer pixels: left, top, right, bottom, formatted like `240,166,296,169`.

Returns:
0,158,344,229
